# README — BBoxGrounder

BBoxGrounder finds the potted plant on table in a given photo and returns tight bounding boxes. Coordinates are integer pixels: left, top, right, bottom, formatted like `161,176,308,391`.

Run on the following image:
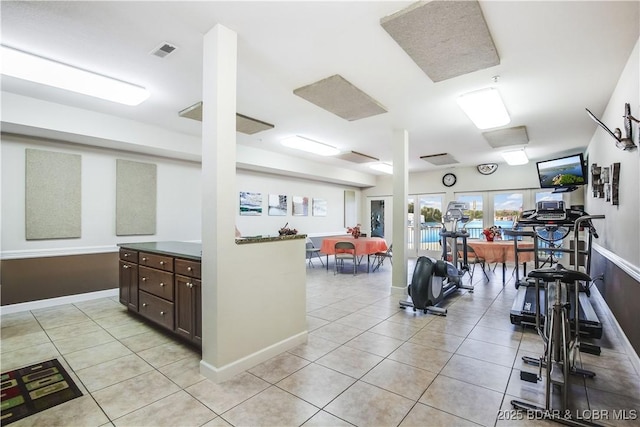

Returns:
482,225,502,242
347,224,361,238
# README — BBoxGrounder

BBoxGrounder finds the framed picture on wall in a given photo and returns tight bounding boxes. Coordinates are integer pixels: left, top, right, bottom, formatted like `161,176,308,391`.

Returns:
292,196,308,216
239,191,262,216
312,198,327,216
268,194,287,216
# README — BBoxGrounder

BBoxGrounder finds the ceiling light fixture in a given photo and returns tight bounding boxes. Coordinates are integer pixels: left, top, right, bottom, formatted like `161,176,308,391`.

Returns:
0,45,150,106
280,136,340,156
501,149,529,165
369,163,393,174
457,87,510,129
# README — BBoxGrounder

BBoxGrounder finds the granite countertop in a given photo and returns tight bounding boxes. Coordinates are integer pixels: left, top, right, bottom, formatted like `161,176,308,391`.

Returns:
235,234,307,244
118,241,202,260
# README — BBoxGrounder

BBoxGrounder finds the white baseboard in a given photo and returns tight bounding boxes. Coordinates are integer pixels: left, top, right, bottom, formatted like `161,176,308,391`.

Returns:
0,289,119,314
199,331,308,383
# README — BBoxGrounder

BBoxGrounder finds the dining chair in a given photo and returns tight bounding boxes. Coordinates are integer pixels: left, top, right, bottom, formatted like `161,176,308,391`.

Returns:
371,244,392,272
334,241,357,275
305,238,324,268
461,244,489,281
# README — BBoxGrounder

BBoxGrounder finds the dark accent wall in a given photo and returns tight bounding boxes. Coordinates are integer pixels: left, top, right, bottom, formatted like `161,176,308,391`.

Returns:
591,249,640,357
1,252,119,305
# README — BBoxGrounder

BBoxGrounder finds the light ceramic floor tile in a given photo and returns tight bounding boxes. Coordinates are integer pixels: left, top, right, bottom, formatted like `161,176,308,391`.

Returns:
276,363,356,407
440,354,512,393
302,410,353,426
201,417,233,427
287,335,341,361
585,387,640,427
400,402,480,427
248,352,310,383
64,340,132,371
316,345,383,378
0,330,50,354
424,316,476,337
52,329,116,354
112,390,216,427
307,306,351,322
420,375,504,427
335,312,384,330
185,372,270,414
221,386,318,427
505,368,547,407
44,320,104,341
0,342,61,372
361,358,437,400
343,331,404,357
309,322,364,345
306,316,330,332
118,329,173,353
1,320,45,340
367,320,422,341
92,370,180,420
75,353,153,392
385,310,434,328
136,341,198,368
388,341,453,373
104,321,155,340
324,380,414,427
456,337,518,367
408,328,465,353
158,354,206,388
468,324,523,348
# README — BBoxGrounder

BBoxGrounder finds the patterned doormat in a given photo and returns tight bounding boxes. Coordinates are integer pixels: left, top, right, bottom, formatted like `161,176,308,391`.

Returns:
1,359,83,425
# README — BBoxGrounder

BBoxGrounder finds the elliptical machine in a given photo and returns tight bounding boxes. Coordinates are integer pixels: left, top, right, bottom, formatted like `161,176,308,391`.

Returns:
399,202,474,315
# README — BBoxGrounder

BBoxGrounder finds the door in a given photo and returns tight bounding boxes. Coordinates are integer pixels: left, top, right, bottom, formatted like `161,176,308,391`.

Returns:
370,200,384,238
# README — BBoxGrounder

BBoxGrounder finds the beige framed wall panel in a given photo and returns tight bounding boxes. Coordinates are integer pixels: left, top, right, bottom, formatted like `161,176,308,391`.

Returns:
116,159,157,236
25,148,81,240
1,252,118,305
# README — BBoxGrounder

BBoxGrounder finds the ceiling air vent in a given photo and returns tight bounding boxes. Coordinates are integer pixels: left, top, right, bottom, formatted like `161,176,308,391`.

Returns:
150,42,178,58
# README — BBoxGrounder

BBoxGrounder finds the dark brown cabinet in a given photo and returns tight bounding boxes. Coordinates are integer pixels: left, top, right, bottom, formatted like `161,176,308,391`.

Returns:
117,242,202,347
119,249,138,311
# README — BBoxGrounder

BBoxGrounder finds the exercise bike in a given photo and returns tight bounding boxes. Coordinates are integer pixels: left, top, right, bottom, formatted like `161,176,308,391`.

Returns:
399,202,474,315
511,215,605,427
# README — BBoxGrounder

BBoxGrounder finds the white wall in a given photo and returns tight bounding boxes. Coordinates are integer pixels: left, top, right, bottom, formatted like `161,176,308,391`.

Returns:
1,134,202,258
585,38,640,266
236,169,359,238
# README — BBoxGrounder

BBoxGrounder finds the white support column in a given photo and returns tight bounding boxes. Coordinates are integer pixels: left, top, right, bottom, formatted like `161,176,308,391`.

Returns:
200,24,238,376
391,129,409,295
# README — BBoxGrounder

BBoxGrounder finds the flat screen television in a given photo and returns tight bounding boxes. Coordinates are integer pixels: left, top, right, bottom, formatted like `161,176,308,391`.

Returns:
536,153,587,192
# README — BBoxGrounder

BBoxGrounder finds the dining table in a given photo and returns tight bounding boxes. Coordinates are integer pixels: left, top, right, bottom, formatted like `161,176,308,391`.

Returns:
320,235,388,273
467,239,535,284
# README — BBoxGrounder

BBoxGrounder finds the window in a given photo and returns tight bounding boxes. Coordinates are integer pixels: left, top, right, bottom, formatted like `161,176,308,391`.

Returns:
494,192,523,239
455,194,483,238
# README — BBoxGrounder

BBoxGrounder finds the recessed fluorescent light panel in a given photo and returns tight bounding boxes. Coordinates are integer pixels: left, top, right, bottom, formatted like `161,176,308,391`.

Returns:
501,149,529,165
0,45,149,106
369,163,393,174
281,136,339,156
420,153,459,166
457,87,510,130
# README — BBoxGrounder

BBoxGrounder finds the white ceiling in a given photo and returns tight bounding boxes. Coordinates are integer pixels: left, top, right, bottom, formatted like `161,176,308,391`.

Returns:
1,1,638,175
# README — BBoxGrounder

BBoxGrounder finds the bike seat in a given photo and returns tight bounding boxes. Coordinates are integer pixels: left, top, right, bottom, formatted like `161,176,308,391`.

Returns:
527,264,591,283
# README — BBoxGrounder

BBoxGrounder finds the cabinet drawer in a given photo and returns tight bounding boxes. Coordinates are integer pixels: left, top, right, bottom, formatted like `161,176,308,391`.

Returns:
139,266,174,301
139,252,174,272
175,258,201,279
139,291,174,330
119,248,138,263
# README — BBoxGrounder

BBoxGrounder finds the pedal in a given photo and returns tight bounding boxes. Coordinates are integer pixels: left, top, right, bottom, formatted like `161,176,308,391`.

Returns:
580,342,601,356
549,361,565,386
520,371,538,383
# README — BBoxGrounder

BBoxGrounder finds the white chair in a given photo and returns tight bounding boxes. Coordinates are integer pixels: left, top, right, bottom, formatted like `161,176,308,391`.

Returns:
334,241,357,275
305,238,324,268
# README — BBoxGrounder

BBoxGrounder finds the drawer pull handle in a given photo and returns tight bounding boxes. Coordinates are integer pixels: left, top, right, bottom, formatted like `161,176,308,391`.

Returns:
160,311,165,316
187,282,193,288
187,267,192,271
142,277,147,282
142,303,147,307
160,261,165,265
122,265,129,269
160,282,165,287
142,257,147,262
124,253,129,257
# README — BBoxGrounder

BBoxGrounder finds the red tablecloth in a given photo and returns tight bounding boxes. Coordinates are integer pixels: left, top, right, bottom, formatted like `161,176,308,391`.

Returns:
320,236,388,256
467,240,535,263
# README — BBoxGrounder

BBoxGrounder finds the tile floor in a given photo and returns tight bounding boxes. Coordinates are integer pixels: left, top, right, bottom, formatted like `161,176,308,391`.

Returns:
1,260,639,427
